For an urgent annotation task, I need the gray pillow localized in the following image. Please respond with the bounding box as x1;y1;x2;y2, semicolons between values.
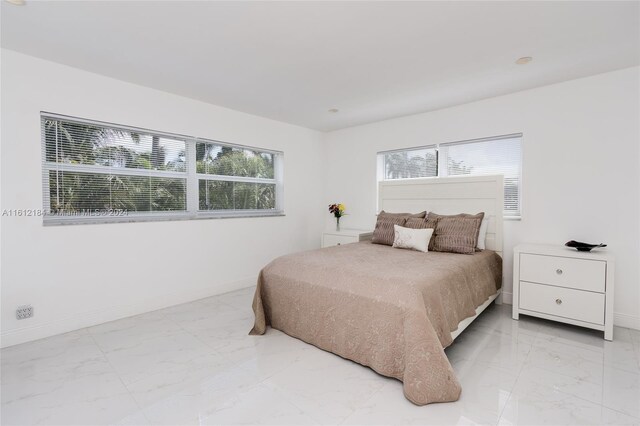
371;211;426;246
405;217;439;250
405;216;438;229
372;215;407;246
428;212;485;254
379;210;426;219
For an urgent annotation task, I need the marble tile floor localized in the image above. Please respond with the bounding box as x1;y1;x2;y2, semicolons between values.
2;287;639;425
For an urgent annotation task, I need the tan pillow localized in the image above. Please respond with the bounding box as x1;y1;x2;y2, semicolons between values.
379;210;427;219
405;217;439;250
429;212;485;254
372;215;407;246
405;217;438;229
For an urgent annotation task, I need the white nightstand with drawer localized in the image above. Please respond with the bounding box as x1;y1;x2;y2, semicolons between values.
322;229;373;248
512;243;615;340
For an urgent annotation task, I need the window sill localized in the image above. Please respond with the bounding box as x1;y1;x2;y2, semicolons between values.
504;216;521;221
42;211;286;226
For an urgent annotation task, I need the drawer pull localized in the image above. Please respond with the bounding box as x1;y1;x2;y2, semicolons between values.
556;269;563;275
337;243;341;246
556;298;562;305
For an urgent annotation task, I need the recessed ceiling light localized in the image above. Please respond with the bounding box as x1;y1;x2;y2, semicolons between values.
515;56;533;65
328;108;339;113
4;0;26;5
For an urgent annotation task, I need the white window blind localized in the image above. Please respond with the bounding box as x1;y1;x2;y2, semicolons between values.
378;134;522;216
382;147;438;179
41;113;284;225
196;142;276;211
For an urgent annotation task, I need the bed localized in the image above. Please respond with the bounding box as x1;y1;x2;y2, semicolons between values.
250;175;504;405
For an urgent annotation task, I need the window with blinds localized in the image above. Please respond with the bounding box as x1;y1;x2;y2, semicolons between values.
41;113;284;225
378;134;522;216
196;143;276;211
382;147;438;179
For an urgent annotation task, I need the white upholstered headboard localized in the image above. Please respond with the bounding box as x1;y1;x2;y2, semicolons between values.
378;175;504;256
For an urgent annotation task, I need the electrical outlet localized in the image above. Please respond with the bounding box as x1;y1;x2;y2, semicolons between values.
16;305;33;320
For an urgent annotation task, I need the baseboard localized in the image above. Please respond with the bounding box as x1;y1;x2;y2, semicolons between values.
614;312;640;330
501;291;513;305
0;277;256;348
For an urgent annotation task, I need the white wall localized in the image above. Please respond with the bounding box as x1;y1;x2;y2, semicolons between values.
323;66;640;329
2;50;638;348
0;49;326;347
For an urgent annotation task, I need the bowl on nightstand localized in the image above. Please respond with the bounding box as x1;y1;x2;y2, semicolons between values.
565;240;607;252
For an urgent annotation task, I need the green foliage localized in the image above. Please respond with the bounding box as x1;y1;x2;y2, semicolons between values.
45;120;275;214
49;172;186;213
197;143;275;210
46;120;185;213
198;181;275;210
196;144;274;178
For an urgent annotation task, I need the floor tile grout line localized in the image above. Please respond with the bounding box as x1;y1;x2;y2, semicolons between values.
261;378;344;425
522;357;607;391
534;375;639;418
4;293;636;425
155;298;263;370
500;327;640;422
530;332;613;352
551;382;640;420
85;290;258;424
148;290;290;389
524;342;635;386
84;291;254;414
336;380;388;426
152;290;250;351
495;326;538;424
85;329;155;424
157;305;225;353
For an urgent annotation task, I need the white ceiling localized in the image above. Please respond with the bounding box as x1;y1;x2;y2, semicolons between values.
2;1;639;131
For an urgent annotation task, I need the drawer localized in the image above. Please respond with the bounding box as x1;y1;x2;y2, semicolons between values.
323;234;358;247
520;253;606;292
519;281;605;325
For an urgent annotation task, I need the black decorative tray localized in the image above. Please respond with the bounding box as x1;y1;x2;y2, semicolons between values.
565;240;607;252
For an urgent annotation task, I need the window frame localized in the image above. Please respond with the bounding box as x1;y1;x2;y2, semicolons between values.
41;112;284;226
377;133;523;218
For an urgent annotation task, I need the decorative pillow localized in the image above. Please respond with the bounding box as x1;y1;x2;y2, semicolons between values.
392;225;434;253
405;216;438;229
427;212;484;224
477;218;489;250
379;210;427;219
372;215;407;246
428;212;485;254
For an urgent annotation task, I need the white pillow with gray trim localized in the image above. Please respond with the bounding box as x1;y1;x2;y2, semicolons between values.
392;225;434;253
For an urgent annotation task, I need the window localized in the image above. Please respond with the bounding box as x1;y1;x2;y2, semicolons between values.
196;143;276;211
378;134;522;216
382;147;438;179
41;113;283;225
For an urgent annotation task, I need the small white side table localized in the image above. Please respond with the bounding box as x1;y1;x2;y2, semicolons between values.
512;243;614;341
322;229;373;248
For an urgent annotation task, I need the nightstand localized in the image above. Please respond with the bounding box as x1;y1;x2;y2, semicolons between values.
322;229;373;248
512;243;615;340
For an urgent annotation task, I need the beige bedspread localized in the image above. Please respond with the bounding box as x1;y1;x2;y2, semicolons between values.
250;241;502;405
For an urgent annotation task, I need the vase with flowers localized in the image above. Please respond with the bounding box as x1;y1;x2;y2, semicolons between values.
328;203;346;231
